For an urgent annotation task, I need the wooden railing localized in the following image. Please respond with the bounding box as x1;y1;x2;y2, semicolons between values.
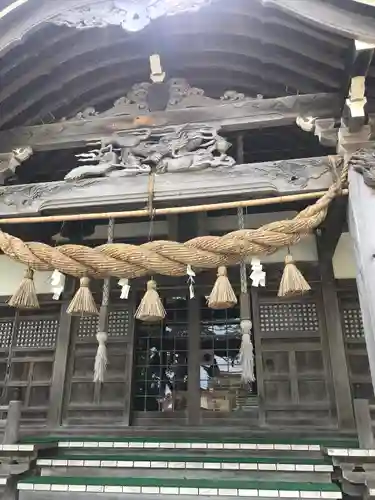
353;399;375;448
0;401;22;445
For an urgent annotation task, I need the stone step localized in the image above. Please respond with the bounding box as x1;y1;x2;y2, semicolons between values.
326;447;375;459
52;451;330;462
57;440;323;452
37;454;333;472
17;476;343;498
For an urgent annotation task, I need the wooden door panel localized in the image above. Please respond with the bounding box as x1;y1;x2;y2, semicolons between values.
254;286;333;427
63;304;135;426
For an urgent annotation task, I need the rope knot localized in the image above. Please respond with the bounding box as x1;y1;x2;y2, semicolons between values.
25;268;34;279
285;255;294;265
217;266;228;277
147;279;157;291
96;331;108;344
80;277;90;287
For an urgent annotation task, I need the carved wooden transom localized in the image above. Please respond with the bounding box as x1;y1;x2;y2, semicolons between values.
78;309;130;339
259;303;319;334
0;318;59;349
342;306;364;339
0;320;13;348
17;318;59;348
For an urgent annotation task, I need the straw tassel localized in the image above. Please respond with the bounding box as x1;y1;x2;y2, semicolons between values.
67;277;99;316
278;254;311;297
208;266;237;310
94;331;108;383
8;268;39;309
135;279;165;322
240;319;255;383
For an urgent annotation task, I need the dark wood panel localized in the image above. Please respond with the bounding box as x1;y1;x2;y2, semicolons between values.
255;278;335;427
62;302;135;426
0;93;340;152
337;279;374;400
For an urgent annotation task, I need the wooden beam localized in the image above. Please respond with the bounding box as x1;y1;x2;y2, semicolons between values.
123;299;136;427
342;40;374;133
0;93;340;153
47;301;73;427
348;159;375;393
3;401;21;445
177;213;202;426
317;239;355;429
353;399;375;448
318;197;348;258
0;155;339;217
265;0;375;43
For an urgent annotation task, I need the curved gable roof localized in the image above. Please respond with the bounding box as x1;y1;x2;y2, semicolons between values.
0;0;373;129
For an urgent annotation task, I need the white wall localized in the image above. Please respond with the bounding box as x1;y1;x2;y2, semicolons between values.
0;257;51;297
333;232;357;279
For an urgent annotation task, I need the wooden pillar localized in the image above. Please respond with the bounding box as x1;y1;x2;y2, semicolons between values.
317;241;355;429
348;161;375;394
47;300;73;427
123;298;136;427
3;401;21;444
188;297;201;425
173;212;205;425
353;399;375;448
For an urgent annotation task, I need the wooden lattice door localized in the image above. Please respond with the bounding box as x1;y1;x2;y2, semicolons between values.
62;304;135;426
338;283;373;399
253;284;334;428
0;305;59;426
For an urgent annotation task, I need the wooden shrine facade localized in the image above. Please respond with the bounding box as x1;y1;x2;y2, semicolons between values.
0;264;368;435
0;0;375;441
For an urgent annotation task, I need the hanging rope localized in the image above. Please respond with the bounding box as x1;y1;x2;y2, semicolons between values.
237;206;255;384
0;157;346;280
94;218;115;383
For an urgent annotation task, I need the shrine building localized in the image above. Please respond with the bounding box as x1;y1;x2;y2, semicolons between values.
0;0;375;499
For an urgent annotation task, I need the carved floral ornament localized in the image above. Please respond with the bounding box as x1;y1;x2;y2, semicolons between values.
50;0;213;32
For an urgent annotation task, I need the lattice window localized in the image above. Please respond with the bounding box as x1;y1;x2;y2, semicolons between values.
134;297;189;412
108;310;130;337
342;307;364;339
0;320;13;348
259;303;319;334
78;309;130;339
77;316;98;339
16;318;58;348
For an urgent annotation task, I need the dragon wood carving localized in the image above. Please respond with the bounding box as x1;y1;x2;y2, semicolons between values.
64;125;235;180
65;79;262;120
351;148;375;189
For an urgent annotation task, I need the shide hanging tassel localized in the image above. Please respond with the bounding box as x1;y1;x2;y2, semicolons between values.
67;277;99;316
50;270;66;300
135;279;166;322
118;278;130;299
94;331;108;383
93;218;114;383
240;318;255;383
8;268;39;309
208;266;237;310
278;254;311;298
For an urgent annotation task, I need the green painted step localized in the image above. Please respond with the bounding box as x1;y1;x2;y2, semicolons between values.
46;453;330;465
21;435;358;448
18;476;342;498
